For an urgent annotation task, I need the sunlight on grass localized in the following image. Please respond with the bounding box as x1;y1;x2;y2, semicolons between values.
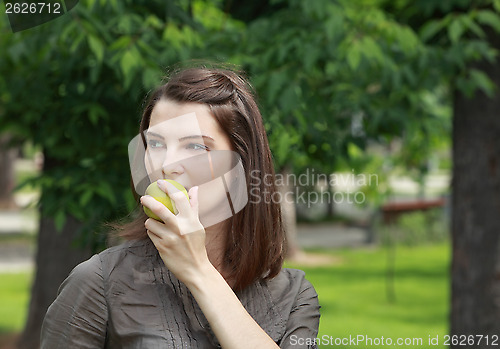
0;272;33;333
285;243;450;348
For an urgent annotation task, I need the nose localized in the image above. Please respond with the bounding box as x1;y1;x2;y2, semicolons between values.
161;149;185;179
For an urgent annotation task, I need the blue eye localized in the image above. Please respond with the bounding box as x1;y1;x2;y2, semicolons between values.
187;143;209;151
147;139;165;149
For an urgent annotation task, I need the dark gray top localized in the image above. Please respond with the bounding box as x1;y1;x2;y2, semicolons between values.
41;239;320;348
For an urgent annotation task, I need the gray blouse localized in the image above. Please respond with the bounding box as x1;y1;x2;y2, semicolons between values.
41;239;320;348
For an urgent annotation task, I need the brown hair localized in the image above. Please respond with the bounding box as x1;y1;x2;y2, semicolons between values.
118;65;286;291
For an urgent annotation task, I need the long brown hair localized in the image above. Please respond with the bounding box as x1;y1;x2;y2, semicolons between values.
118;65;286;291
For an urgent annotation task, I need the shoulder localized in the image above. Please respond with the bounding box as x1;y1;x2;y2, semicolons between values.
96;238;157;276
267;268;318;305
253;268;320;346
99;238;155;260
43;253;109;348
62;238;155;288
58;254;103;294
269;269;320;348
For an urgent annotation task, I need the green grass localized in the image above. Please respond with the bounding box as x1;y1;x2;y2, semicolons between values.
286;243;450;348
0;271;33;334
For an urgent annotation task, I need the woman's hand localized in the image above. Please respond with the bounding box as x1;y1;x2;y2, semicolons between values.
140;180;210;285
142;180;279;348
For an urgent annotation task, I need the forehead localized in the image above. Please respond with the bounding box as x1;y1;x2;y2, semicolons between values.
148;99;220;135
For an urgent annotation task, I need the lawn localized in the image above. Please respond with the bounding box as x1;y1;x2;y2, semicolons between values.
0;243;450;348
285;243;451;348
0;271;33;334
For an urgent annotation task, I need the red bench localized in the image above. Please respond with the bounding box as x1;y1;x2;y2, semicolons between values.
381;198;446;224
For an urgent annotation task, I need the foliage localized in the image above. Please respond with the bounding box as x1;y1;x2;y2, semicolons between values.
1;0;500;248
216;0;450;177
0;0;210;247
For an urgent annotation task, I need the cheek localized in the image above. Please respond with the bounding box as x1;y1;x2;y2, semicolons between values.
144;151;164;180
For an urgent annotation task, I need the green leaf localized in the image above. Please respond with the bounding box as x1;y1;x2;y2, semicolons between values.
267;71;287;104
461;15;485;39
448;18;465;44
360;37;385;66
476;10;500;34
324;11;343;41
54;210;66;233
144;14;163;30
120;51;135;79
142;67;161;89
420;20;445;42
95;181;117;205
120;48;141;89
469;68;496;98
109;36;132;51
276;132;291;165
80;189;94;207
396;27;420;54
494;0;500;13
88;104;107;125
88;35;105;62
347;41;361;70
69;32;85;53
325;62;337;76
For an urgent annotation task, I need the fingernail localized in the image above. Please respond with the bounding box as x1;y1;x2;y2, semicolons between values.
157;180;166;189
141;195;152;203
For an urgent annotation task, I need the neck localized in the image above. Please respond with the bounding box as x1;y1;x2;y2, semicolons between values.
204;220;233;285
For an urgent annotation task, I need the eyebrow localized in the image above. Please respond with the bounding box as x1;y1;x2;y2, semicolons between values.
145;131;214;142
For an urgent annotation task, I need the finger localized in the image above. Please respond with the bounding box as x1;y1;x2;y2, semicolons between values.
146;229;173;252
145;220;178;242
164;181;191;215
141;195;176;223
144;217;165;236
146;229;161;243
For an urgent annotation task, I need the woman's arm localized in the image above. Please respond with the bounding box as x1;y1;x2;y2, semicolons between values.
274;271;321;348
187;262;279;348
142;181;279;348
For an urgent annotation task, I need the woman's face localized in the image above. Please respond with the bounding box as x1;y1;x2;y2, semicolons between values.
144;99;241;227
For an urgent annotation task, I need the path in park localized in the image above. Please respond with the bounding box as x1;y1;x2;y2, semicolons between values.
0;207;369;273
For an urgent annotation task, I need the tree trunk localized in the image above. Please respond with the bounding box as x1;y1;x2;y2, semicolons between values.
0;133;18;209
278;166;301;259
451;28;500;345
16;153;93;349
16;215;92;349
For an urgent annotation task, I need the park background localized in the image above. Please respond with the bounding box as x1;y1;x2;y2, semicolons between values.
0;0;499;348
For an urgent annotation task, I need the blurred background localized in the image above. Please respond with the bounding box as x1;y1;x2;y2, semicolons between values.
1;0;499;348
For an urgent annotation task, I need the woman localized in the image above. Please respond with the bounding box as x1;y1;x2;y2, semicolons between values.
41;66;320;348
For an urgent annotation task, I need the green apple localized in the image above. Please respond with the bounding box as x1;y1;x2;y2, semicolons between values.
143;180;189;220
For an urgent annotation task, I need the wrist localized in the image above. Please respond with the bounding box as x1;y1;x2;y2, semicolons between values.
182;259;219;290
183;261;221;293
